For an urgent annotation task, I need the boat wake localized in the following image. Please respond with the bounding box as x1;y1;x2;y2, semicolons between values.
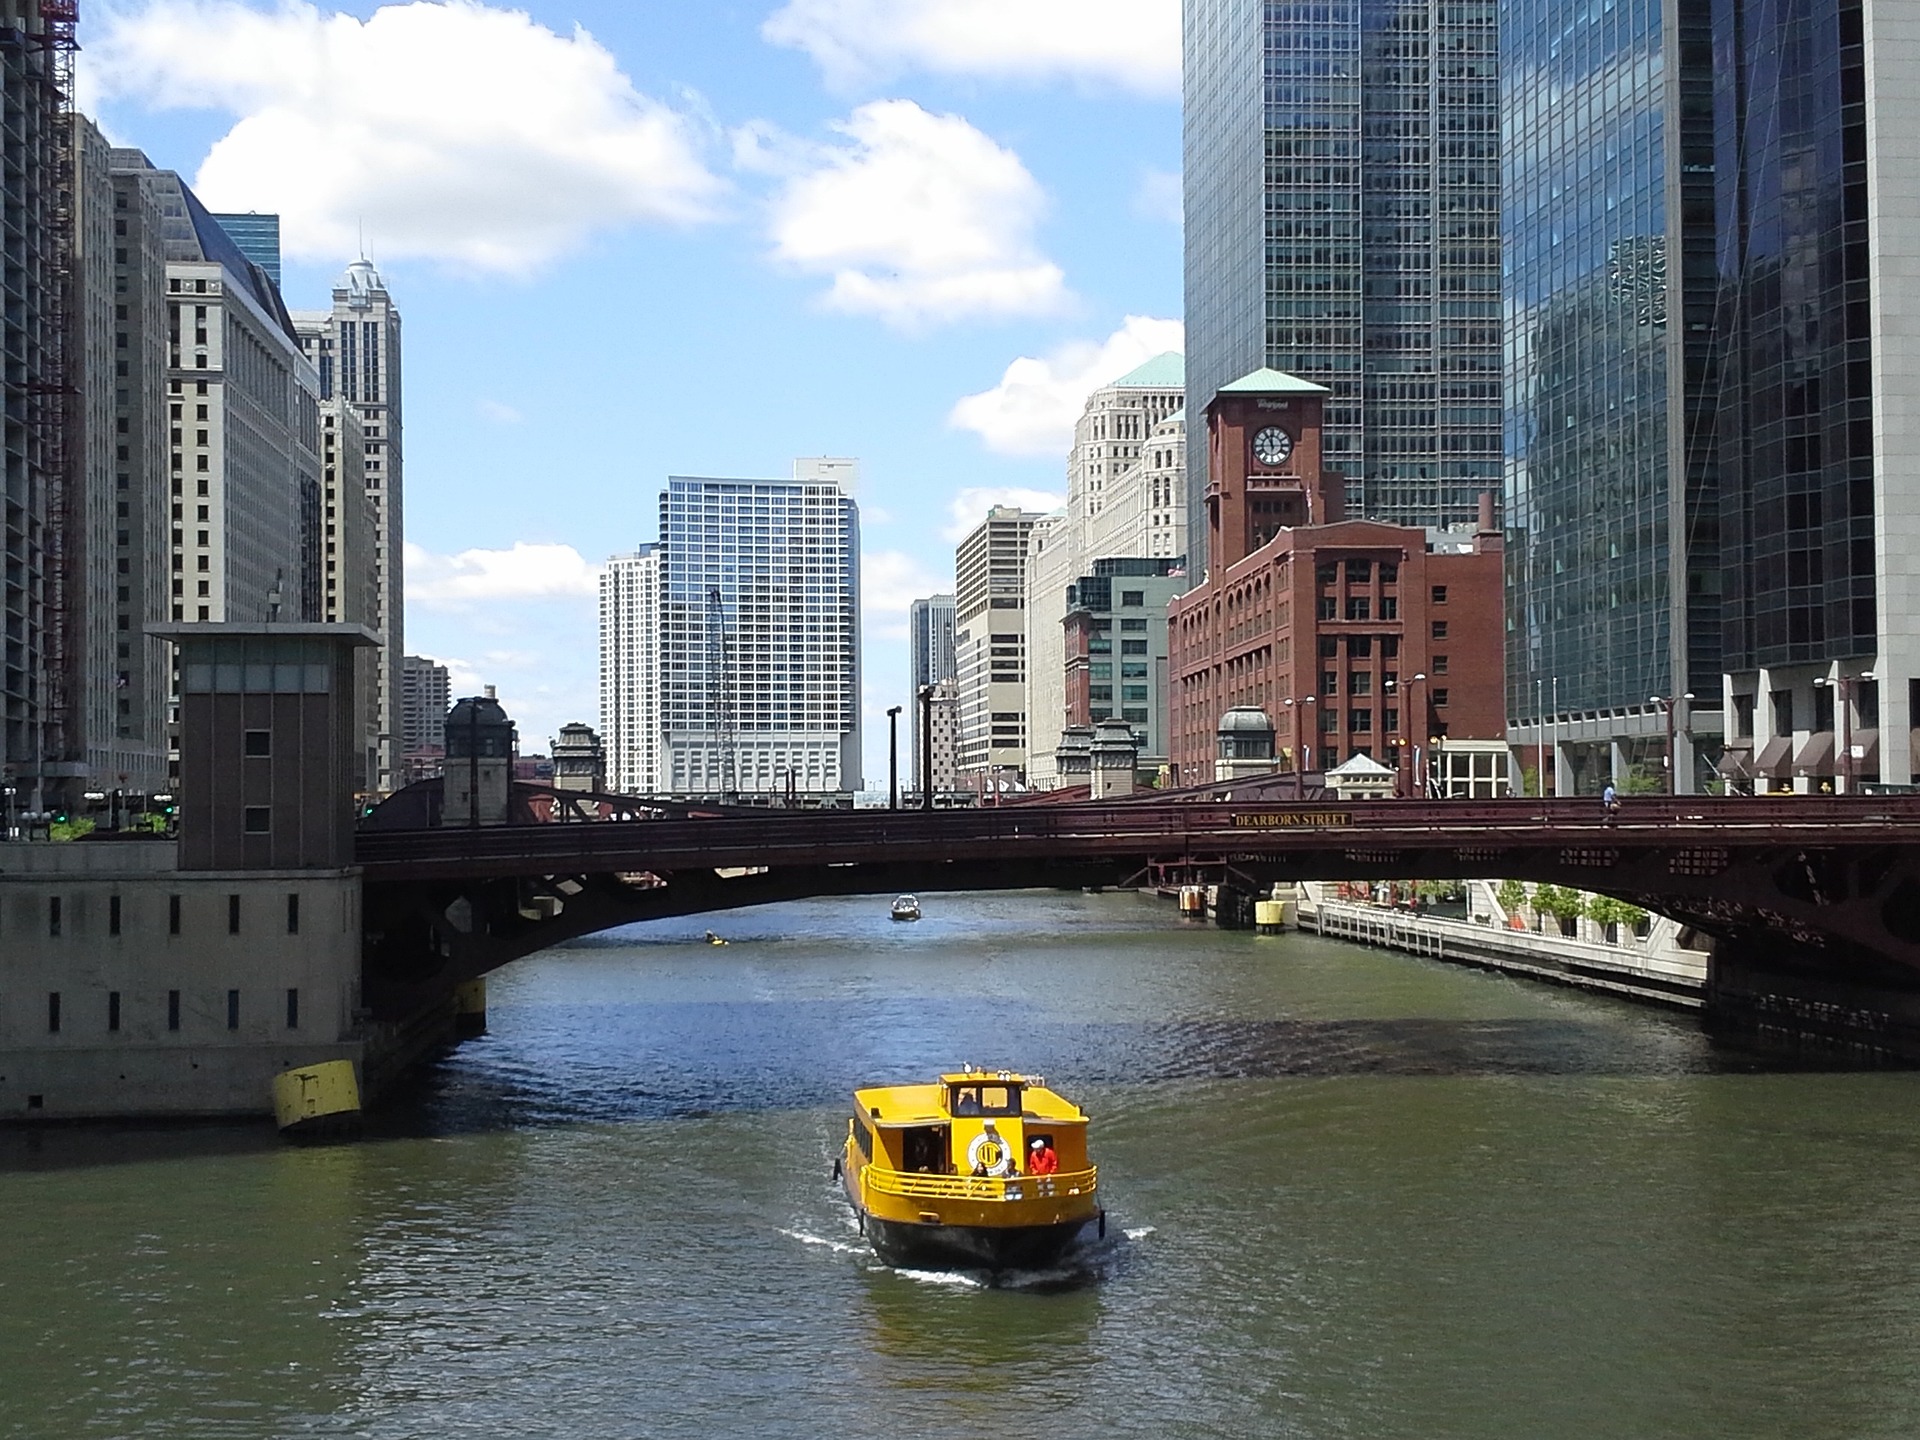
778;1226;868;1257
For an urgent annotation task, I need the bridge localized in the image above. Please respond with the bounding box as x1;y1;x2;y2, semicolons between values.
356;794;1920;1059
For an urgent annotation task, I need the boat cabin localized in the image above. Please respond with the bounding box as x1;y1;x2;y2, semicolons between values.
848;1069;1090;1180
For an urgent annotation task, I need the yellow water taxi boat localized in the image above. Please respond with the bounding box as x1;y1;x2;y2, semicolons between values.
840;1067;1102;1270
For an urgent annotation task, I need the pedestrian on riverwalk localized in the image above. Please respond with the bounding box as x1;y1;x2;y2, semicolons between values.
1601;780;1620;825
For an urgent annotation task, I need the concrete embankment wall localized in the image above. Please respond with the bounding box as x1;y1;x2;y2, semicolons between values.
1293;883;1708;1011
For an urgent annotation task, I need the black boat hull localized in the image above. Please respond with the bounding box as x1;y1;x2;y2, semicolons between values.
865;1214;1094;1271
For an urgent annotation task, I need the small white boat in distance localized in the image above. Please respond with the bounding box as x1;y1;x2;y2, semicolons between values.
891;894;921;921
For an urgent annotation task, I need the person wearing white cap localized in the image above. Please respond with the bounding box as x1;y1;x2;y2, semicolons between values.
1027;1135;1058;1176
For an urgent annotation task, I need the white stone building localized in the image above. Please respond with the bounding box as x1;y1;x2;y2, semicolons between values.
292;259;403;792
599;544;664;795
954;505;1042;784
601;463;862;798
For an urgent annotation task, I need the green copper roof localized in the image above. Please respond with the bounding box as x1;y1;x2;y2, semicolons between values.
1215;367;1330;396
1107;351;1185;389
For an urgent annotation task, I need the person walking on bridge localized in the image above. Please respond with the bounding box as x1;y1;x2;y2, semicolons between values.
1601;780;1620;825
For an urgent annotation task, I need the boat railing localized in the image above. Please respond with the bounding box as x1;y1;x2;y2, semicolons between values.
865;1166;1097;1203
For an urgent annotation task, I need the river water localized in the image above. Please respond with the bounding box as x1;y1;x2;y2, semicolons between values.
6;890;1920;1439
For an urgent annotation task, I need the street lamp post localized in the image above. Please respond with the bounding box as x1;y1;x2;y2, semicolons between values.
1283;695;1316;773
1816;672;1875;793
1651;692;1696;794
886;705;902;810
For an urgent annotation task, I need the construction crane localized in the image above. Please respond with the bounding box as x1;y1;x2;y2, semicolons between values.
706;587;736;797
28;1;81;812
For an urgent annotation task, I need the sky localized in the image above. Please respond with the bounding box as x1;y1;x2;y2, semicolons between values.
79;0;1185;784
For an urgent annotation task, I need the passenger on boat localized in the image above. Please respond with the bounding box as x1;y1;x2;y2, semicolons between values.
1028;1137;1058;1176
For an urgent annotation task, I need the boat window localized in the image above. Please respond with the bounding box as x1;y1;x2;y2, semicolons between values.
901;1125;949;1174
949;1084;1022;1117
853;1118;873;1160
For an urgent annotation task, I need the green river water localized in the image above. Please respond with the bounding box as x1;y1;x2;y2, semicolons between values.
5;889;1920;1438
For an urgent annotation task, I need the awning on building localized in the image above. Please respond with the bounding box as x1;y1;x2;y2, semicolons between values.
1717;742;1754;778
1851;728;1880;775
1795;731;1836;774
1754;736;1793;774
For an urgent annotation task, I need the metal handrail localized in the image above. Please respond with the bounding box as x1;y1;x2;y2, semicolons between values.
863;1165;1097;1203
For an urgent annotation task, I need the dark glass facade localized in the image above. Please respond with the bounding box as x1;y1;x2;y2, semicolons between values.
1184;0;1503;576
1502;0;1722;730
1712;0;1874;672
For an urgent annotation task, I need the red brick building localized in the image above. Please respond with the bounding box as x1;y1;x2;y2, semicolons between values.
1168;370;1505;791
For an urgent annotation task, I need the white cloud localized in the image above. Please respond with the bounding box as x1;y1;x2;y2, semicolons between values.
949;315;1184;457
476;399;523;424
862;548;944;640
762;0;1180;97
88;1;723;273
405;540;600;607
942;487;1065;543
752;99;1068;328
1134;167;1183;226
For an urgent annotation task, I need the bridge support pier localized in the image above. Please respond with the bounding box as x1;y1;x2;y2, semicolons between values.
1706;941;1920;1064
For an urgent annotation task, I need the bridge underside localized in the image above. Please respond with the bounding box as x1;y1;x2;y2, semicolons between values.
362;831;1920;1061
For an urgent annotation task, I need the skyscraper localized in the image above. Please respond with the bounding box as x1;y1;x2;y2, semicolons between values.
954;505;1043;785
908;593;955;794
1501;2;1721;792
600;544;663;794
210;212;281;289
2;3;68;812
639;462;861;797
108;152;322;636
1711;0;1920;792
1182;0;1503;564
293;259;403;791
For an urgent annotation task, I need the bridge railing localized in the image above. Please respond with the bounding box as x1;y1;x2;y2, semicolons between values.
353;793;1920;877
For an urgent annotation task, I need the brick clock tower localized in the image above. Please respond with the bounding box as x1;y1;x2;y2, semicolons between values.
1205;368;1343;573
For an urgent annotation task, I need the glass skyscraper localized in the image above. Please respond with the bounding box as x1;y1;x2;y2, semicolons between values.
1183;0;1503;567
1501;0;1722;790
1710;0;1920;791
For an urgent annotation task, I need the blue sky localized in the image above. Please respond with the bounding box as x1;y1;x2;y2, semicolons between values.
80;0;1184;782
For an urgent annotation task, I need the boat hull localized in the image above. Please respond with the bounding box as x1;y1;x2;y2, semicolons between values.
865;1214;1094;1271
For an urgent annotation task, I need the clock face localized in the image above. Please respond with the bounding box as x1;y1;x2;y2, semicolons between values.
1252;425;1294;467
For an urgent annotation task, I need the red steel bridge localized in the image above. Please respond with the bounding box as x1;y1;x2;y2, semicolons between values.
357;794;1920;1058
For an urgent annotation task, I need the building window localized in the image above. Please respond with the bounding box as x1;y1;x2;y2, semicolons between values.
109;992;121;1032
1349;672;1372;696
1380;597;1398;620
1431;585;1448;604
287;894;300;935
169;894;181;934
1322;671;1339;696
1347;559;1372;583
1432;689;1450;708
1434;655;1449;675
1121;590;1144;607
1732;694;1755;740
168;990;181;1031
228;894;241;934
49;896;61;938
1431;621;1448;639
1346;598;1371;621
1348;635;1372;658
244;730;271;757
1318;598;1338;621
1379;563;1399;585
244;807;271;834
227;990;240;1030
286;988;300;1030
1351;709;1373;733
1319;636;1340;658
1384;707;1400;733
110;895;121;936
48;993;61;1033
1320;709;1339;733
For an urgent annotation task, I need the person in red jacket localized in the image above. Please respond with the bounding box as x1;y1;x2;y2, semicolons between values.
1028;1136;1059;1175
